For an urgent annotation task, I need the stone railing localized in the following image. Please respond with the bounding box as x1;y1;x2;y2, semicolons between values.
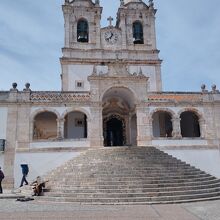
148;92;203;103
30;91;91;103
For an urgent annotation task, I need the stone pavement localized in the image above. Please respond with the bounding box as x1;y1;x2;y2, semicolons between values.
0;198;220;220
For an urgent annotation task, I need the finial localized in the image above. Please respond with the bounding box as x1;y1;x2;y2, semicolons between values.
212;84;219;93
139;67;143;76
95;0;100;5
107;16;114;27
23;83;31;92
92;66;97;76
120;0;124;6
149;0;154;7
201;84;208;93
10;82;18;91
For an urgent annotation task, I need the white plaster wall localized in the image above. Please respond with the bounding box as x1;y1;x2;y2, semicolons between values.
153;139;208;147
164;149;220;178
67;65;93;91
0;107;8;139
14;152;81;188
128;65;156;91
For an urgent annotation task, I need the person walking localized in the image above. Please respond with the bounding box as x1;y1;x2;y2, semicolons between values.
20;164;29;187
0;167;4;194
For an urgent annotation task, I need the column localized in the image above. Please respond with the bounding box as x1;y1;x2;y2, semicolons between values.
199;119;206;139
89;106;103;147
136;107;152;146
172;117;182;139
4;105;18;189
125;115;130;145
57;118;65;140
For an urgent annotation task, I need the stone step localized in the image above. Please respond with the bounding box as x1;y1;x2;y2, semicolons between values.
50;171;208;179
51;165;196;174
41;191;220;204
49;179;220;190
58;175;217;185
43;146;220;204
48;183;220;194
45;187;220;199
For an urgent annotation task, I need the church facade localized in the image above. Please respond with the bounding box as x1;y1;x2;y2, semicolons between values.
0;0;220;188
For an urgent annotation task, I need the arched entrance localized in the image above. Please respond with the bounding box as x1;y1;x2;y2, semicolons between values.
102;87;137;147
103;115;126;146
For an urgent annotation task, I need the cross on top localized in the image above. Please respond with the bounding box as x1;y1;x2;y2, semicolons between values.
107;16;114;26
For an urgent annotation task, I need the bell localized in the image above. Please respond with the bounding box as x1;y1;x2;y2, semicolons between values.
78;33;88;42
133;38;143;44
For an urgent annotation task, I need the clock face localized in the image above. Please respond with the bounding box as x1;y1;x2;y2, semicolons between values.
104;31;119;44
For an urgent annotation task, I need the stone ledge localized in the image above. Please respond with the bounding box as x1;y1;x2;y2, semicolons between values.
16;147;90;153
157;145;219;150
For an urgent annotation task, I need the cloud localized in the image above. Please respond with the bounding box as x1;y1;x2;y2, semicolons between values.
0;0;219;92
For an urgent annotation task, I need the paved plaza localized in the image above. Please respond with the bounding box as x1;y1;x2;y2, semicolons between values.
0;198;220;220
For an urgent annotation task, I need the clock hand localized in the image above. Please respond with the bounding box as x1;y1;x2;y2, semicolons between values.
109;33;113;39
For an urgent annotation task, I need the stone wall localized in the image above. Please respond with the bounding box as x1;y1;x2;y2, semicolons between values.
0;107;8;139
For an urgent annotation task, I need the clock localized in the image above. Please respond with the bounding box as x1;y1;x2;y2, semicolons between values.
104;30;119;44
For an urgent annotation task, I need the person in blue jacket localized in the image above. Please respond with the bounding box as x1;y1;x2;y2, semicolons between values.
20;164;29;187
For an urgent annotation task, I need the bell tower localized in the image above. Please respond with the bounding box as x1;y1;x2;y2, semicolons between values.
62;0;102;48
117;0;157;49
61;0;103;91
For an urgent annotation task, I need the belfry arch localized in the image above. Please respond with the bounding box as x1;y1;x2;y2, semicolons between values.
102;87;137;146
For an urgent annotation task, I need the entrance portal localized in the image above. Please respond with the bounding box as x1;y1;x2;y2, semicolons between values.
103;115;126;146
105;117;124;146
102;87;137;147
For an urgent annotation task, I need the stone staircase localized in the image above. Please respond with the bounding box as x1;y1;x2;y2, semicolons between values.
41;146;220;204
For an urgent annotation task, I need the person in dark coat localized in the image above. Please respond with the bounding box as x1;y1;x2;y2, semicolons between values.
20;164;29;187
0;167;4;194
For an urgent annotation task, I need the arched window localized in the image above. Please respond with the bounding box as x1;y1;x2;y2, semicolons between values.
77;19;89;43
133;21;144;44
152;111;173;138
180;111;201;137
64;111;87;139
33;112;57;140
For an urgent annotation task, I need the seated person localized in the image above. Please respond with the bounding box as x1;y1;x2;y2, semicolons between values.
31;176;48;196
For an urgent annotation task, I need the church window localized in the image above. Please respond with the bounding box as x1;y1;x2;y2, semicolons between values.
77;19;89;43
133;21;144;44
76;81;84;88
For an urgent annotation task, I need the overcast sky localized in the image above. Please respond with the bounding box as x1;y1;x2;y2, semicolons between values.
0;0;219;92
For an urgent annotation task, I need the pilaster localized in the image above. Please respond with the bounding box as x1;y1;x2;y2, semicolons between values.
57;118;65;139
136;106;152;146
90;105;103;147
172;117;182;139
4;105;18;188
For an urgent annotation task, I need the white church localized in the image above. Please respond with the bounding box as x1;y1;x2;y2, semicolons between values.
0;0;220;191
